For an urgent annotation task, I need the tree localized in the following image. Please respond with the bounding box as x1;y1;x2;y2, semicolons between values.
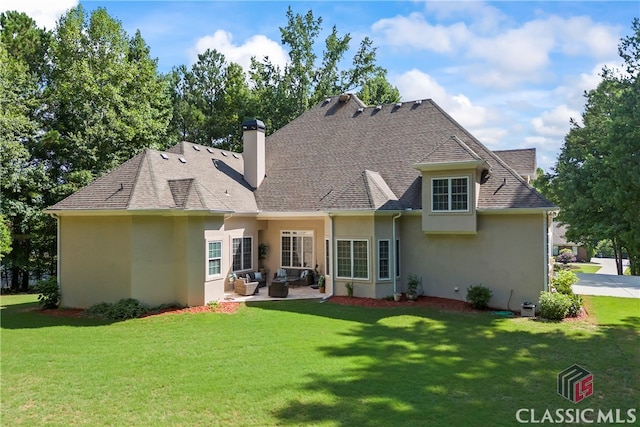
0;18;53;290
167;50;254;151
249;7;397;135
44;6;171;180
550;20;640;275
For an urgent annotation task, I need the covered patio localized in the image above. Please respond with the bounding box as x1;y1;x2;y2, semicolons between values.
223;285;325;302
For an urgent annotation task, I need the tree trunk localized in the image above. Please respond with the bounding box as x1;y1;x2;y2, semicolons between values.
613;238;623;275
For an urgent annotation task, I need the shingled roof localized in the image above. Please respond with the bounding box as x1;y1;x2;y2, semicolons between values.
49;142;257;213
255;94;554;211
49;94;554;214
494;148;537;178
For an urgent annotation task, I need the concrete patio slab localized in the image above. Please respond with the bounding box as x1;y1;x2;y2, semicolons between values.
573;273;640;299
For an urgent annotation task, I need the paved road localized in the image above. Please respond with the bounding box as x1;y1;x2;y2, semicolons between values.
573;258;640;298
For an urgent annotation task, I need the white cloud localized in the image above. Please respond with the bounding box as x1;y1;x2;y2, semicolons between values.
393;68;498;134
531;105;578;139
371;12;471;53
1;0;77;30
193;30;288;72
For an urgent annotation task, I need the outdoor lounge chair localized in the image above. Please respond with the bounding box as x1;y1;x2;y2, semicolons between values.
234;277;260;296
268;281;288;298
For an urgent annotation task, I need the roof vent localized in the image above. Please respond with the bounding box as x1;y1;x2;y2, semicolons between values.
375;105;382;110
193;145;200;151
221;151;227;157
338;94;351;103
357;107;364;113
232;153;239;159
395;102;402;107
160;153;169;160
324;97;331;103
207;148;215;154
414;100;422;105
179;157;186;163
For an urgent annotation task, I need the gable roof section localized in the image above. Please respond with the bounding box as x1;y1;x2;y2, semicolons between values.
255;94;554;211
494;148;537;177
49;142;257;213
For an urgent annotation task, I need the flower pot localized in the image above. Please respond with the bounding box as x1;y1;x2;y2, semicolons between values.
393;293;402;302
319;286;326;293
407;292;418;301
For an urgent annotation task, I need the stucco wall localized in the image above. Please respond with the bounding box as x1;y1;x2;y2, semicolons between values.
59;216;132;308
400;212;545;310
333;216;376;298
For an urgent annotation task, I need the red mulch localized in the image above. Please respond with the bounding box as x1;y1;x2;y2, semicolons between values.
38;302;241;318
328;295;477;312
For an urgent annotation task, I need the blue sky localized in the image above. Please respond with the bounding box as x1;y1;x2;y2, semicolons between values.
4;1;638;172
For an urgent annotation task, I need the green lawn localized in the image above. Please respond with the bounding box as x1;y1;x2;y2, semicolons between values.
2;294;638;426
568;263;602;273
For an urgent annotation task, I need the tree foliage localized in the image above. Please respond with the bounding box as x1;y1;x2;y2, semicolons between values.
549;19;640;275
249;7;399;134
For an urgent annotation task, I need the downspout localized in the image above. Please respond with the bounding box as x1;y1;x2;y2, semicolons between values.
47;213;61;299
323;212;335;300
543;212;549;292
392;212;401;294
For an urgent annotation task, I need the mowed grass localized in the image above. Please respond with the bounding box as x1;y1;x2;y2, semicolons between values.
568;263;602;274
1;294;638;426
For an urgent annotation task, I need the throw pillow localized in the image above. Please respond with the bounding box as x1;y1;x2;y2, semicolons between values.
255;272;263;281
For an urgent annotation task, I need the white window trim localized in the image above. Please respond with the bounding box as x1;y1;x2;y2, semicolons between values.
431;176;470;212
232;236;253;272
206;240;223;279
336;239;369;280
280;230;314;269
378;239;391;280
395;239;401;278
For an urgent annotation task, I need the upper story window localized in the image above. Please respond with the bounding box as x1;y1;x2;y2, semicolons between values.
232;237;252;271
281;231;313;268
432;177;469;212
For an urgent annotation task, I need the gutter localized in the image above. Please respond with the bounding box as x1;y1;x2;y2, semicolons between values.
392;212;402;295
46;213;61;301
323;212;335;301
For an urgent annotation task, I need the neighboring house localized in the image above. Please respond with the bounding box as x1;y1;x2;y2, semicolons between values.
47;94;557;310
553;222;589;262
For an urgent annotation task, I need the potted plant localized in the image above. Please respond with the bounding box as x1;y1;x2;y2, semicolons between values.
393;292;402;302
258;243;268;274
318;275;326;293
407;274;420;301
228;272;237;285
345;282;354;297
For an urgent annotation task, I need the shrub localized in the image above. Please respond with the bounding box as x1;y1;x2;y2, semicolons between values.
85;299;149;320
567;294;583;317
35;277;60;309
556;249;576;264
539;291;571;320
466;284;492;310
552;270;578;295
345;282;353;297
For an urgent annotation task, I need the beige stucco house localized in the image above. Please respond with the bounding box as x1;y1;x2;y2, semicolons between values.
47;94;556;310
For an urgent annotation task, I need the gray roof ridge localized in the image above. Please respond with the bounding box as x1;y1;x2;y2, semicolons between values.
427;100;554;207
450;135;483;161
127;149;153;209
193;179;234;211
363;170;398;206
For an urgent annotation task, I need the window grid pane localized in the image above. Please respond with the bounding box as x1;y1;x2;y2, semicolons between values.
281;235;291;267
378;240;390;279
337;240;351;277
432;179;449;211
451;178;468;211
353;241;368;279
242;237;252;270
232;238;241;271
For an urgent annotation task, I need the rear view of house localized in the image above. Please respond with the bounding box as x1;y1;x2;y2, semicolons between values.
47;94;556;310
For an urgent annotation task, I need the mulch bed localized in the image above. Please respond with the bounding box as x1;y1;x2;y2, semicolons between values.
36;297;591;322
328;295;477;312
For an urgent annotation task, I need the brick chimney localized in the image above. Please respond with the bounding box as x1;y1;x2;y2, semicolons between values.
242;119;266;189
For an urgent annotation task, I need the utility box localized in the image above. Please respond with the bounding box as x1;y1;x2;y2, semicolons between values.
521;303;536;318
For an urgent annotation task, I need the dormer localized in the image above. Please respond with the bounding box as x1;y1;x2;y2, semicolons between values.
413;136;490;234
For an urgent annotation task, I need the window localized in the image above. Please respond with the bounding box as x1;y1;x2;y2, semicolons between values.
325;239;330;275
207;241;222;277
378;240;390;280
281;231;313;268
232;237;252;271
337;239;369;279
395;239;401;278
432;177;469;212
